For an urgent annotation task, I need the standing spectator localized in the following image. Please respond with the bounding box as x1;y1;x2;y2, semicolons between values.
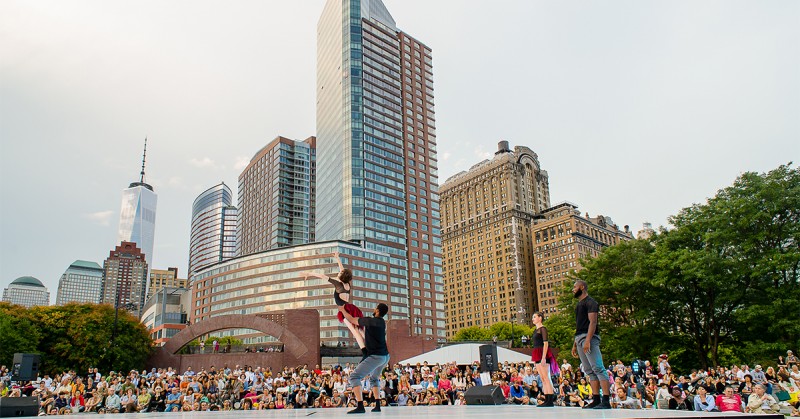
521;335;528;347
693;386;716;412
658;354;670;378
213;340;220;354
200;340;205;354
788;350;798;368
570;280;611;409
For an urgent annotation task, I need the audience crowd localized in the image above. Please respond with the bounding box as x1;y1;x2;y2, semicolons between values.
1;349;798;416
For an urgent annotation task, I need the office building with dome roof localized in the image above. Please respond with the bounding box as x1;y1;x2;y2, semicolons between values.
55;260;104;305
2;276;50;307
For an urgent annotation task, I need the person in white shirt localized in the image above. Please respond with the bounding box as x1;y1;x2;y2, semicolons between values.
611;387;642;409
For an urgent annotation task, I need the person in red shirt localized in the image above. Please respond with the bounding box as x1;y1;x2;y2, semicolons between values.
716;386;744;412
498;380;511;399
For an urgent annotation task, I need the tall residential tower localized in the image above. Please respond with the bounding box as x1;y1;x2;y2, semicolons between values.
317;0;444;338
236;136;316;256
102;241;149;317
440;142;550;336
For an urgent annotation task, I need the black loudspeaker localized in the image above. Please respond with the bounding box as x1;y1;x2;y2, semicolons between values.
0;397;39;417
464;385;505;405
11;354;40;381
479;344;498;372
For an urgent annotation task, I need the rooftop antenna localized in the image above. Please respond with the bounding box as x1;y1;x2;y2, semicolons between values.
140;137;147;183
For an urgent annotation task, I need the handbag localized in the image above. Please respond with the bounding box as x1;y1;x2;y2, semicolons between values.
774;390;790;401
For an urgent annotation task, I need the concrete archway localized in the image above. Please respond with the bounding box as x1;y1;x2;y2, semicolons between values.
147;309;319;372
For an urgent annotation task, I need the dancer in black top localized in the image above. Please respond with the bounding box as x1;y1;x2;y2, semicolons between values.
531;311;559;407
302;252;366;354
571;280;611;409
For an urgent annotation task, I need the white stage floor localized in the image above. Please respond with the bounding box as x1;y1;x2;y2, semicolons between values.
88;405;782;419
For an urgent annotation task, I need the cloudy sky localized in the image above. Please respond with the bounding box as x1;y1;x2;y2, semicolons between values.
1;0;798;302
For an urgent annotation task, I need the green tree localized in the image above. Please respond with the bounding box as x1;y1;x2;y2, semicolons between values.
0;303;41;367
0;303;153;375
452;323;533;347
452;326;492;341
557;163;799;371
651;163;800;368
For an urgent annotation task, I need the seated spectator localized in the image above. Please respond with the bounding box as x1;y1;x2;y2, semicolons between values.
104;388;121;413
509;381;526;404
611;387;642;409
165;387;182;412
149;387;165;412
746;384;780;414
454;392;466;405
739;374;755;399
54;391;70;412
668;387;691;410
693;386;716;412
655;382;671;409
716;386;744;412
84;390;103;412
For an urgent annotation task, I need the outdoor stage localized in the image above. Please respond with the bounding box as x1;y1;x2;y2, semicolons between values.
89;405;784;419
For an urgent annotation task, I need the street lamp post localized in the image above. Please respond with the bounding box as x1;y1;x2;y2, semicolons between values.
109;279;136;374
509;314;515;348
414;317;425;353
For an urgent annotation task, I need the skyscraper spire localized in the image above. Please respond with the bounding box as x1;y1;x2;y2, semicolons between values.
140;137;147;183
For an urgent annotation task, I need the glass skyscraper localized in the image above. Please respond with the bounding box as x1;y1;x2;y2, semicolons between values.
189;183;238;276
117;141;157;273
55;260;104;305
2;276;49;308
317;0;444;338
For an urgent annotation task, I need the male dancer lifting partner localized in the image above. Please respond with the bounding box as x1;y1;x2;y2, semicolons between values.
339;302;390;414
571;280;611;409
302;252;367;358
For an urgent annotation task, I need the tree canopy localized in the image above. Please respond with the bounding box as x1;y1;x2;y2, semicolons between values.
546;163;799;372
0;302;153;375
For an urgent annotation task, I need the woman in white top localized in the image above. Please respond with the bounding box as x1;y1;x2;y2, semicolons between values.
655;383;672;409
333;375;347;395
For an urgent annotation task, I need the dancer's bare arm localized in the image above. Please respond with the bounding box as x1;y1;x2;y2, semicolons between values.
333;251;345;271
300;271;329;280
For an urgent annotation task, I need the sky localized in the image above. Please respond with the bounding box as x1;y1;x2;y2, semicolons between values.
1;0;798;302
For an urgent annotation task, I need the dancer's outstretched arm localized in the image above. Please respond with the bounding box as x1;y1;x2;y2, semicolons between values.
300;271;329;281
333;251;345;271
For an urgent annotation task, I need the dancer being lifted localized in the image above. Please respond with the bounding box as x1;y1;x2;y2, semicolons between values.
302;252;366;357
531;311;559;407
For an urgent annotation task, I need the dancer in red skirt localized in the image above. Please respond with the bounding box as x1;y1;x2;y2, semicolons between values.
532;311;559;407
302;251;366;358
